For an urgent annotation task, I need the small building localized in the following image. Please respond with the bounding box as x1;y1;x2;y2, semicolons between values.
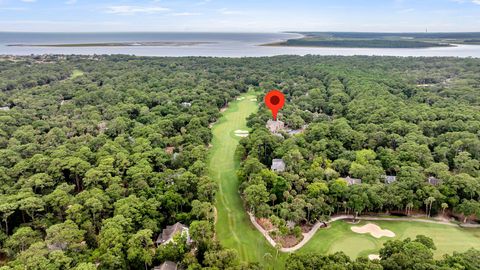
47;242;67;251
180;102;192;108
266;120;285;134
344;176;362;186
271;159;286;172
153;261;178;270
156;222;190;246
383;175;396;184
0;106;10;111
427;176;441;186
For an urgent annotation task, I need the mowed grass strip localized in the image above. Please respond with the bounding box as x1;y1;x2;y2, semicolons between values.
300;220;480;259
208;92;287;268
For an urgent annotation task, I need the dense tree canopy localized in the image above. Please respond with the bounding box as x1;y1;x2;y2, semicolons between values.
0;55;479;269
237;55;480;239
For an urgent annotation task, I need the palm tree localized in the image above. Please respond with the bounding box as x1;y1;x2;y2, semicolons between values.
441;203;448;216
424;197;436;217
406;202;414;216
275;243;282;260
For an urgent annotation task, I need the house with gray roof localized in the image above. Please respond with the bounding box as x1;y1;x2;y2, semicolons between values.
343;176;362;186
0;106;10;111
155;222;190;246
427;176;441;186
266;120;285;134
271;159;286;172
383;175;397;184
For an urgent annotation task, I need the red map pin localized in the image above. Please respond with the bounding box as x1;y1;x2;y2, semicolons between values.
265;90;285;121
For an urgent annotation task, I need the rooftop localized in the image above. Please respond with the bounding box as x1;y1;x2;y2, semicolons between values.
427;176;441;186
384;175;396;184
156;222;189;245
266;120;285;134
344;176;362;186
271;159;286;172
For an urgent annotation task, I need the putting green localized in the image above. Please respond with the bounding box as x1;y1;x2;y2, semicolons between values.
208;92;480;268
300;220;480;259
208;92;287;268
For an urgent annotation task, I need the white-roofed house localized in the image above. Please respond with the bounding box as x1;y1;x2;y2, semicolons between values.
271;159;286;173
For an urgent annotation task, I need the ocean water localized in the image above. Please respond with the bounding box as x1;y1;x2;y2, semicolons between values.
1;32;480;57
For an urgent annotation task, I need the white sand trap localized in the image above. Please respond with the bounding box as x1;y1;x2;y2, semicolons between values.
250;98;257;101
368;254;381;260
234;130;249;137
236;97;245;101
351;223;395;238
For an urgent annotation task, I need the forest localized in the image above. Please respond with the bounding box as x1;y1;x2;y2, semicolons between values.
238;56;480;247
267;32;480;47
0;55;479;269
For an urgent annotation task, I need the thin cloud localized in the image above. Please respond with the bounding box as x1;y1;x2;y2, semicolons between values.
397;8;415;13
20;0;36;2
451;0;480;4
65;0;77;4
195;0;212;5
219;8;243;15
106;5;170;15
171;12;201;16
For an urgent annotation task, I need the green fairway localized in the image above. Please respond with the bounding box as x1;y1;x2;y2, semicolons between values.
300;220;480;259
208;92;287;268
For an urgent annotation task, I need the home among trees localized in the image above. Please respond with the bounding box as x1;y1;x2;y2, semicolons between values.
0;55;479;269
237;55;480;244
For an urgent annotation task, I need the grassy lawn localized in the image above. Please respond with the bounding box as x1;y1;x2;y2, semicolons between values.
300;220;480;259
208;91;288;269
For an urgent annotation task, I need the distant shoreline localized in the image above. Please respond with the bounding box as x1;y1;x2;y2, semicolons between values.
261;31;480;48
8;41;216;47
261;41;454;49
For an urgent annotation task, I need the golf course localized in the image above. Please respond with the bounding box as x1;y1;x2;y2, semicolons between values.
300;220;480;259
208;92;288;267
208;92;480;269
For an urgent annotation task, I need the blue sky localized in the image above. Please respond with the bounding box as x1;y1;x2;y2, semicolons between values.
0;0;479;32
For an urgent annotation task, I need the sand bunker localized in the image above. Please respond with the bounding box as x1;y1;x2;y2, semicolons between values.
236;97;245;101
351;223;395;238
368;254;381;260
250;98;257;101
234;130;249;137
